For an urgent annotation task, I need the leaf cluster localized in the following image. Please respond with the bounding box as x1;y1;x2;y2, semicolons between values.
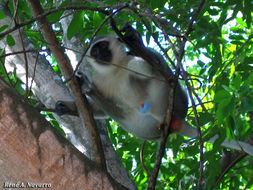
0;0;252;189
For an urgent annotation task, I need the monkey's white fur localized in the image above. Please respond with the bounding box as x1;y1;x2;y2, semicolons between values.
75;35;253;155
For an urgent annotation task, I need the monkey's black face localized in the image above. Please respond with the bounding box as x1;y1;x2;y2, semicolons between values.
90;41;112;64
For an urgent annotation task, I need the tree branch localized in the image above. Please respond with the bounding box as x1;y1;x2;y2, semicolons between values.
0;5;109;38
27;0;106;167
0;77;126;190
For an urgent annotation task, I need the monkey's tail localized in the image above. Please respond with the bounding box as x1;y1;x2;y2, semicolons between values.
140;140;150;177
177;122;253;156
176;121;198;138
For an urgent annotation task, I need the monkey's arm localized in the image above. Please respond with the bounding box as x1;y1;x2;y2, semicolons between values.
55;75;125;119
85;88;126;120
55;98;108;119
55;94;122;119
120;24;174;79
55;75;107;118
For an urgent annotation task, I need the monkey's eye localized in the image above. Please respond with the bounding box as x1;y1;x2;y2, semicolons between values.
90;41;112;64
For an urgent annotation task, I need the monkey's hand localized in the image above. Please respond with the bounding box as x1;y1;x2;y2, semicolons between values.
120;23;144;48
55;74;91;116
76;71;93;94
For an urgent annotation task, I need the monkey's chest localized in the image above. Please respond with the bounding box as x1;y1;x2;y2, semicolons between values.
93;71;155;115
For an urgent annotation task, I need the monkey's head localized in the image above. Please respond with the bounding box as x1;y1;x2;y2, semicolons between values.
86;36;128;69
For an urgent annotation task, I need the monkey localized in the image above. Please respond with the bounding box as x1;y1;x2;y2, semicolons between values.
56;24;188;140
54;25;253;157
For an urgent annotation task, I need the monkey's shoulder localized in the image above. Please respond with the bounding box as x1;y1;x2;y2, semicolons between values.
127;56;154;78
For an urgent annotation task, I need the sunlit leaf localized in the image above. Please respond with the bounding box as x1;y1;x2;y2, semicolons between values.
67;11;84;40
6;34;15;46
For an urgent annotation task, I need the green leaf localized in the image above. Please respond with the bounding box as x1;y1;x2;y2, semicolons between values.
197;60;205;67
0;24;8;33
47;11;64;23
213;132;226;150
0;10;5;19
208;8;219;16
216;96;235;125
244;0;252;28
225;115;235;139
221;84;232;92
149;0;167;8
229;34;245;40
198;112;213;125
67;11;84;40
214;89;231;103
6;34;15;46
236;17;247;28
232;74;242;89
244;56;253;65
244;72;253;85
241;96;253;112
59;0;70;7
230;27;245;33
50;120;66;136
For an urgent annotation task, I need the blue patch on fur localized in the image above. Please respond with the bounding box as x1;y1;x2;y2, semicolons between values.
140;101;150;114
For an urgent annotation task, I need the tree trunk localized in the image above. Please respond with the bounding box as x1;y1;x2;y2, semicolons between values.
0;3;136;189
0;78;128;190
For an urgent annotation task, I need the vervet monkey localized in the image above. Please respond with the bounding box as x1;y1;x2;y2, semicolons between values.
56;25;188;140
55;25;253;157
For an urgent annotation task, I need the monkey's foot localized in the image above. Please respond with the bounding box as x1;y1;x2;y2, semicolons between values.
55;101;70;116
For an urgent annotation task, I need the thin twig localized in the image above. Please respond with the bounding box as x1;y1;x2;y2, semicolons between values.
0;5;109;38
86;55;166;83
185;0;206;36
27;0;106;167
147;79;177;190
212;152;246;189
183;1;207;188
0;49;48;59
186;77;204;188
140;141;150;177
15;6;30;98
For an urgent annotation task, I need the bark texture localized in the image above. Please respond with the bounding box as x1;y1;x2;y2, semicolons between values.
0;78;127;190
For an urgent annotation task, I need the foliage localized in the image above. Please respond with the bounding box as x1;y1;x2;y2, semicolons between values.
0;0;252;189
